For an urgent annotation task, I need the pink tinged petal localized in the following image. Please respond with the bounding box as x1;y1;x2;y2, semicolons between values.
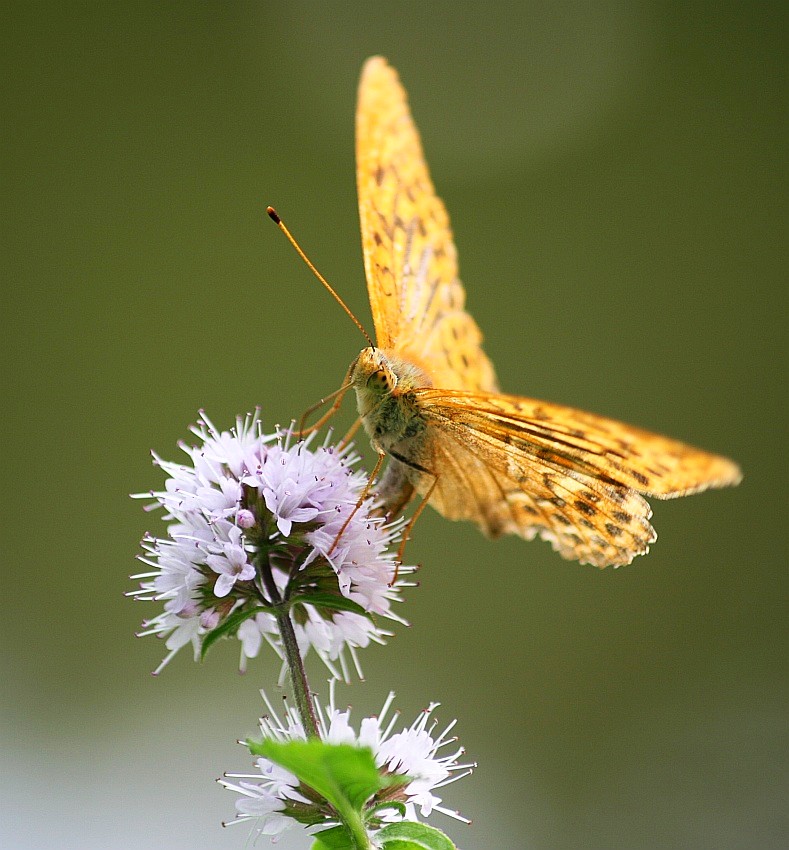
214;573;236;597
173;599;199;617
163;616;200;651
235;793;284;817
262;489;279;516
238;619;263;658
226;544;253;576
200;608;220;629
258;813;295;836
206;554;231;575
237;563;255;581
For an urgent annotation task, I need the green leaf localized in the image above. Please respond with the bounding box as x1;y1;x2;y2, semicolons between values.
200;605;270;659
293;593;370;617
257;740;385;812
375;821;457;850
311;825;356;850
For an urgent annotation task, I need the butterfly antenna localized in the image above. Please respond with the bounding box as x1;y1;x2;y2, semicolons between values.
267;206;375;349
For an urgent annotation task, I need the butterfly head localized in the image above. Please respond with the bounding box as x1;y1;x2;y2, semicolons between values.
351;347;399;404
350;347;431;450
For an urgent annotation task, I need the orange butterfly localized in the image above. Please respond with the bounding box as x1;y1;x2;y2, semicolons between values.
278;57;741;568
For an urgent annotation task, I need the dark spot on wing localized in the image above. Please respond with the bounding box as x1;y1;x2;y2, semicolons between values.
575;499;596;516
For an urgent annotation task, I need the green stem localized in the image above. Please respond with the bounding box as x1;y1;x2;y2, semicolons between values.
256;544;369;846
256;545;320;739
274;605;320;739
335;805;372;850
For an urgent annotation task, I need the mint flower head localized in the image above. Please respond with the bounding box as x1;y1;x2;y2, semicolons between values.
130;411;414;679
220;684;473;843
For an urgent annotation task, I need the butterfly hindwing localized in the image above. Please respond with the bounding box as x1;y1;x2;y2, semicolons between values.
411;389;741;567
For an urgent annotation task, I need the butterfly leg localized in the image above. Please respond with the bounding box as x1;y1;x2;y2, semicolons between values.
338;417;363;450
326;451;386;557
295;371;354;437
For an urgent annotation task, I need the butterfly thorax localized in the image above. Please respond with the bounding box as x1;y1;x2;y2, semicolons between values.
350;347;431;456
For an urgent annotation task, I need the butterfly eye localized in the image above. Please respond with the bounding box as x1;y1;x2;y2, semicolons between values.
367;369;391;390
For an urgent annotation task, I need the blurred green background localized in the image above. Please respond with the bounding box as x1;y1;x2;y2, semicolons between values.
2;2;784;849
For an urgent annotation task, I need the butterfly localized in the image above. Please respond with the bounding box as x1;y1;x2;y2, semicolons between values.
282;56;742;568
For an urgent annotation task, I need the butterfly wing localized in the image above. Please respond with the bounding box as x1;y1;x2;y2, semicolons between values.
356;57;498;393
408;389;742;567
354;57;740;566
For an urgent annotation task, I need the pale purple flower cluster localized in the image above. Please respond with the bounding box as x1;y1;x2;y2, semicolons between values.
220;684;473;842
130;411;412;678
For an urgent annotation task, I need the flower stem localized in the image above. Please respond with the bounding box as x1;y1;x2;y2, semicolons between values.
273;602;368;848
274;605;320;739
336;806;372;850
256;546;320;738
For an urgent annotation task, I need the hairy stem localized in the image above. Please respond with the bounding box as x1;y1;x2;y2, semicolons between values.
255;546;319;737
274;605;319;738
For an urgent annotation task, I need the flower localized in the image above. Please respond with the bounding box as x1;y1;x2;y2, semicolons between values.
219;684;473;842
130;411;414;677
206;523;256;597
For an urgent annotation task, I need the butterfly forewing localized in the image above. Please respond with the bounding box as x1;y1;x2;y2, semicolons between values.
416;390;743;496
356;57;498;393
